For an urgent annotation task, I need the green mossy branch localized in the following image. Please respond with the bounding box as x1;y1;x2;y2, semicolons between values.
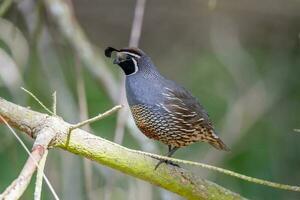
1;96;300;199
55;128;243;200
15;88;300;193
0;97;244;200
130;151;300;192
54;130;242;199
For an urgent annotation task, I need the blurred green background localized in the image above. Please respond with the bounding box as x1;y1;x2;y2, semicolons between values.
0;0;300;199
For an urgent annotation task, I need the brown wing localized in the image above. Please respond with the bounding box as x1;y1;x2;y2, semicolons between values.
161;87;229;150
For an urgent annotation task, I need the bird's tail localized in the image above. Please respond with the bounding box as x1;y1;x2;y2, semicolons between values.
209;137;230;151
205;131;230;151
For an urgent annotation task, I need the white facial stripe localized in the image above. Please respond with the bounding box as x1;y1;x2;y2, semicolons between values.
124;52;141;58
127;58;139;76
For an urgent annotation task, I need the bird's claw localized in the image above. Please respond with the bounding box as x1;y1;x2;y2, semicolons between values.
154;159;180;170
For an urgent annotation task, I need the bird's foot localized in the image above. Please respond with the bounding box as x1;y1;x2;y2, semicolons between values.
154;159;180;170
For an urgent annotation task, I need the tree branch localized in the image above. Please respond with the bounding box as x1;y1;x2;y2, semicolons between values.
0;98;245;200
1;144;45;200
0;126;59;200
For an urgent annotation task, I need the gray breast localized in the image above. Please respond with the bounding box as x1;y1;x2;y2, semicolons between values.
125;72;165;106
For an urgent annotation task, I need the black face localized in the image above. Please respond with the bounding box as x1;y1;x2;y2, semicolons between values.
105;47;143;76
117;55;138;75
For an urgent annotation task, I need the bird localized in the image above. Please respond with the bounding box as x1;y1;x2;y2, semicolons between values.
105;47;229;169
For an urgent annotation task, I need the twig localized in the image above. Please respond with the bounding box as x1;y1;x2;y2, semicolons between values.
34;150;48;200
52;91;57;115
69;105;122;131
21;87;54;115
129;150;300;192
66;105;122;147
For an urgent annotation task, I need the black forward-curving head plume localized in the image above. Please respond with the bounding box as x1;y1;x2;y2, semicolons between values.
105;46;145;76
105;47;119;58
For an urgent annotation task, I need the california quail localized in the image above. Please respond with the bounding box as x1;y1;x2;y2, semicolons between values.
105;47;229;169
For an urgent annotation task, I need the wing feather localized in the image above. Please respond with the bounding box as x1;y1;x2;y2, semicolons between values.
161;86;229;150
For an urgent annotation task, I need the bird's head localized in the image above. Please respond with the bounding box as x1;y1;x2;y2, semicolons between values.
105;47;145;76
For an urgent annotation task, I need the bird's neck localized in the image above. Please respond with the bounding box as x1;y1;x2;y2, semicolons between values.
125;70;165;106
137;57;162;79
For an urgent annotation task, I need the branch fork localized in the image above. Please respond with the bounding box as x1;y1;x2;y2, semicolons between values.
0;98;123;200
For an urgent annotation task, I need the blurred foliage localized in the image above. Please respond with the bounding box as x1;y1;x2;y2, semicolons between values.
0;0;300;199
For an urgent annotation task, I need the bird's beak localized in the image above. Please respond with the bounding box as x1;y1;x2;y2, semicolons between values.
113;52;127;64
